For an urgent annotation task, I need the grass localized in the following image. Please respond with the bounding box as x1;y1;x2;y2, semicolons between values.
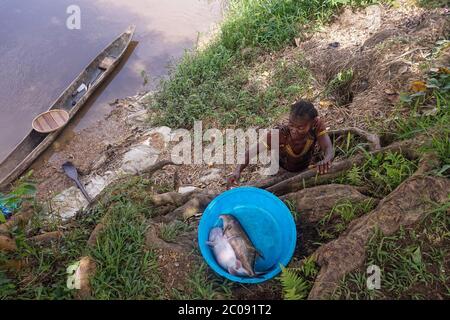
159;221;193;243
0;213;99;299
332;198;450;299
317;198;376;240
89;201;162;300
149;0;381;129
171;262;233;299
0;176;233;300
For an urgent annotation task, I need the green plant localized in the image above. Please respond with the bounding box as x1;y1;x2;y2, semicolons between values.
325;68;354;105
279;266;310;300
279;257;318;300
345;165;363;186
159;221;192;243
0;171;36;212
284;199;300;221
361;152;416;196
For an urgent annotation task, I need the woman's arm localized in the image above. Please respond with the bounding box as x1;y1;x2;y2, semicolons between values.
316;133;334;174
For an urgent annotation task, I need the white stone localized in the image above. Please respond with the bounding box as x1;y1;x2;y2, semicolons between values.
51;187;89;221
178;186;199;194
120;144;160;174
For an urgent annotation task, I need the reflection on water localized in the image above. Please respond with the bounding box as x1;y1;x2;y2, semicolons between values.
0;0;224;161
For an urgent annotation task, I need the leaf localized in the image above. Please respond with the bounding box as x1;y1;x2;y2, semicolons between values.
0;214;6;223
426;78;441;89
399;92;413;103
412;247;422;265
410;80;427;92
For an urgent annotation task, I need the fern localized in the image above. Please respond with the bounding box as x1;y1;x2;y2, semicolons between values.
279;266;310;300
346;165;363;186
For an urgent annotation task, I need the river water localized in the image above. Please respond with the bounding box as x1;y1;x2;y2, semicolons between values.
0;0;224;162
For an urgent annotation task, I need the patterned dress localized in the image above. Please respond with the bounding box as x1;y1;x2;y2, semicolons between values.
265;117;327;172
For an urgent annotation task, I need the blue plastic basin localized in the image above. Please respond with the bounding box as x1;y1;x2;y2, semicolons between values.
198;187;297;284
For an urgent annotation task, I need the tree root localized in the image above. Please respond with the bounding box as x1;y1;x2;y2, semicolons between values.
328;127;381;151
308;174;450;299
74;256;96;300
155;193;216;223
0;202;34;236
84;160;179;211
28;231;64;245
281;184;376;223
0;235;16;252
145;223;196;252
267;138;421;196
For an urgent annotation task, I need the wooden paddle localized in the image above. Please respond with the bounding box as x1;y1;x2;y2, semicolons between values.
62;162;92;203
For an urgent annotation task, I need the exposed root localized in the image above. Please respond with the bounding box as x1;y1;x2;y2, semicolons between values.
328;127;381;151
0;259;28;272
145;223;196;252
84;160;179;211
149;189;202;207
267;138;421;196
138;160;179;177
28;231;64;245
308;175;450;299
0;235;16;252
156;193;216;223
0;202;34;236
281;184;376;223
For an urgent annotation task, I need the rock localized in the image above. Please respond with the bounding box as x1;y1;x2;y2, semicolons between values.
120;144;160;174
178;186;199;194
127;109;148;123
51;186;89;221
85;172;117;198
50;171;118;221
90;154;108;171
143;126;173;148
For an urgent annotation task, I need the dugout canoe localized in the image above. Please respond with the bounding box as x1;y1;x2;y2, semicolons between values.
0;25;136;189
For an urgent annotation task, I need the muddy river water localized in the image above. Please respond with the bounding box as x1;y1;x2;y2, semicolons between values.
0;0;224;162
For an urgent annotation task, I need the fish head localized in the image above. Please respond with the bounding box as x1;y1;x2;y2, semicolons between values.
219;214;237;229
208;227;224;243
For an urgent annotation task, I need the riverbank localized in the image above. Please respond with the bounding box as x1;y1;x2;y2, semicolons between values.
1;0;449;300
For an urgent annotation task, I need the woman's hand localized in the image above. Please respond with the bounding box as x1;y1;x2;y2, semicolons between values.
315;159;332;175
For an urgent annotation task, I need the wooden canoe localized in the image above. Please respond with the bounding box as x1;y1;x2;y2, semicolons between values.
0;25;136;189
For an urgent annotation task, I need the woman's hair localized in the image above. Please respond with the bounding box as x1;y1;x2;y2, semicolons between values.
290;100;318;120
